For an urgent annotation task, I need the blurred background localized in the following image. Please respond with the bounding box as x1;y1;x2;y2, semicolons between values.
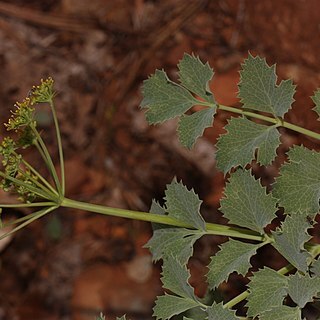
0;0;320;319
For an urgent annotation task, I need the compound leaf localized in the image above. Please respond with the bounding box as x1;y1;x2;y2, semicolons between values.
272;215;311;273
247;267;288;317
220;169;277;233
206;303;238;320
165;179;205;230
273;145;320;218
216;117;280;174
207;239;261;290
260;306;301;320
178;53;214;103
312;89;320;119
178;107;215;149
238;54;295;117
161;256;196;300
287;273;320;308
141;70;197;124
153;294;199;320
145;228;203;265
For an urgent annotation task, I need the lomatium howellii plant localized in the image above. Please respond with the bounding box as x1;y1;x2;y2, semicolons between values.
3;54;320;320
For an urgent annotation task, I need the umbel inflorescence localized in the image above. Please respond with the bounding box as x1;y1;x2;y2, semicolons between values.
1;55;320;320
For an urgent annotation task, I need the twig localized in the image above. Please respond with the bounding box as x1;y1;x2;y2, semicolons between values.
0;1;96;33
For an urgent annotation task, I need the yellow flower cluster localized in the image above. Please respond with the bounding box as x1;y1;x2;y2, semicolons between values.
29;77;55;104
5;77;55;132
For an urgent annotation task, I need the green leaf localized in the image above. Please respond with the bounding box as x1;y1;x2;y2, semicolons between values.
161;256;196;300
247;267;288;317
272;215;311;273
238;54;295;117
178;107;216;149
141;70;197;124
207;239;261;290
311;257;320;277
216;117;280;174
260;306;301;320
312;89;320;119
273;145;320;218
287;273;320;308
150;200;166;215
220;169;277;233
144;228;203;265
153;294;199;320
165;179;205;230
206;302;238;320
150;200;167;231
116;316;128;320
178;53;214;103
184;306;207;320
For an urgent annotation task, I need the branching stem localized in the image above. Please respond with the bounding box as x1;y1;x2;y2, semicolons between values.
61;198;264;241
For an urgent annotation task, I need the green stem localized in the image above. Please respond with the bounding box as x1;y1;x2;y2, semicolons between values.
17;168;56;199
0;171;57;201
306;243;320;258
215;104;320;140
205;225;264;241
218;104;279;125
1;205;55;227
49;100;65;195
30;125;62;194
0;202;56;208
34;139;50;169
21;158;58;196
281;121;320;140
222;241;320;312
0;205;57;240
223;264;295;310
61;198;264;241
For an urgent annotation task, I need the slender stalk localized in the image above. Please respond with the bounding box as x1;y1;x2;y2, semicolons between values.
201;102;320;140
0;202;56;208
1;206;55;227
205;225;264;241
61;198;264;241
306;243;320;258
222;242;320;312
0;205;57;240
34;139;51;169
281;121;320;140
17;168;56;199
223;264;295;310
30;125;61;194
49;99;65;195
0;171;57;201
215;104;320;141
21;158;58;196
217;104;279;125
